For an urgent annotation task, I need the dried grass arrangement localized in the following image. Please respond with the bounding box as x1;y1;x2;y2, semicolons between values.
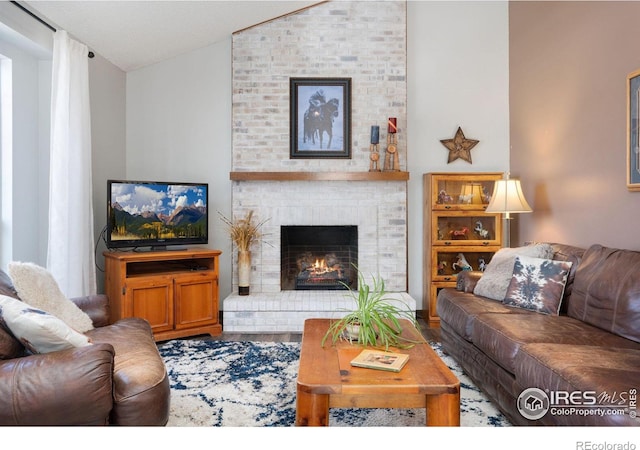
218;210;268;252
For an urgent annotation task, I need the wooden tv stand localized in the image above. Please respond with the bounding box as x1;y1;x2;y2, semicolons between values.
103;248;223;341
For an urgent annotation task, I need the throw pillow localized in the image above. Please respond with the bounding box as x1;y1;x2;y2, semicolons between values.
473;243;554;301
7;262;94;333
0;294;91;354
503;255;573;315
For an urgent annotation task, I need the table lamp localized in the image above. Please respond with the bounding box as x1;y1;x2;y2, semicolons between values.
459;183;484;205
484;173;532;247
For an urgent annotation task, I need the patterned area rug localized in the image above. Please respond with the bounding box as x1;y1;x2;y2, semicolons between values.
157;339;511;427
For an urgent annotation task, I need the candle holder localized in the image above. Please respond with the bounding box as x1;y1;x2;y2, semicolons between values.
383;132;400;172
369;143;381;172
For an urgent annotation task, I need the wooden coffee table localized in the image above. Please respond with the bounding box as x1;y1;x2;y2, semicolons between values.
296;318;460;426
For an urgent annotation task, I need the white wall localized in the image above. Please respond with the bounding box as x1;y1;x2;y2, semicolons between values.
125;0;509;309
406;1;509;307
90;53;127;293
126;38;233;298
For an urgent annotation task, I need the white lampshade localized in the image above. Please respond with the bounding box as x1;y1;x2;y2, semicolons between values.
485;178;532;215
459;183;484;205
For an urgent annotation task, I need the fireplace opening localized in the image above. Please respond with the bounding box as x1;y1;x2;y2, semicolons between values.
281;226;358;290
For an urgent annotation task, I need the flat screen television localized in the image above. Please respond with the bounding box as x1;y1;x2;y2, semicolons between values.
106;179;208;250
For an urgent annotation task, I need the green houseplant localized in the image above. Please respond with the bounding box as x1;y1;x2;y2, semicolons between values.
321;268;419;351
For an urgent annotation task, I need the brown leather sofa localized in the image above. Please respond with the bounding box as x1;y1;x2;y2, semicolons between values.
437;243;640;426
0;269;170;425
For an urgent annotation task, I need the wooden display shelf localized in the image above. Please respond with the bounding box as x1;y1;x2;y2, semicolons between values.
229;171;410;181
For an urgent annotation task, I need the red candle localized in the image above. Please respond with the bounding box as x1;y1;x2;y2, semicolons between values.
388;117;397;134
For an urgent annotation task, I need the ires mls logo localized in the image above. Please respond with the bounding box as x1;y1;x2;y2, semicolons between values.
517;387;638;421
517;388;550;420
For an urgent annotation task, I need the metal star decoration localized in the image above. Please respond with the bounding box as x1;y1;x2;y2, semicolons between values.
440;127;479;164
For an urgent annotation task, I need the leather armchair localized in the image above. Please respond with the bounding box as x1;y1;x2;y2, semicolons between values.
0;270;170;426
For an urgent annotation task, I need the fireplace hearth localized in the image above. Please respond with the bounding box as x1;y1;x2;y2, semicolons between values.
281;226;357;290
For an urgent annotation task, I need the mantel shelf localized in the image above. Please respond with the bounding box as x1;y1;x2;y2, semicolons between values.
229;171;410;182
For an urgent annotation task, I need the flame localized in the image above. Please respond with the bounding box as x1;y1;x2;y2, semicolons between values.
310;258;331;274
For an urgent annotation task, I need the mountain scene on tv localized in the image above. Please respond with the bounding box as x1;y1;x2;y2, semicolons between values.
109;183;207;242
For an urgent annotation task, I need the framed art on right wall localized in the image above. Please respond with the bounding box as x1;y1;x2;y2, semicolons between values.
627;69;640;190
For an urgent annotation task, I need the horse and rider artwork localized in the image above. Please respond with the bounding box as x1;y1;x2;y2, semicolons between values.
290;78;351;159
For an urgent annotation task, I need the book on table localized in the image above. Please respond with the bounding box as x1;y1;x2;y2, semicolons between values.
350;349;410;373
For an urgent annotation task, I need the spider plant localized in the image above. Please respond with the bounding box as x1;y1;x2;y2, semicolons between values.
321;268;420;351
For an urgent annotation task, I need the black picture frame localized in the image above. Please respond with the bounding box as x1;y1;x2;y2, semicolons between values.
290;77;352;159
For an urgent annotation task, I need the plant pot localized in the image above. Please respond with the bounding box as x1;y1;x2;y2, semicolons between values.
238;250;251;296
343;323;360;340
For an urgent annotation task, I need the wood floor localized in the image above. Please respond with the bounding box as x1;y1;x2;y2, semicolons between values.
204;311;440;343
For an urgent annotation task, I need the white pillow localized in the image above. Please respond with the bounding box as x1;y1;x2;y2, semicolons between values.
0;295;91;354
473;243;554;301
7;262;94;333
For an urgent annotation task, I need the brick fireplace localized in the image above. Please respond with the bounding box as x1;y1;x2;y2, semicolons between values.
222;1;414;332
222;177;415;332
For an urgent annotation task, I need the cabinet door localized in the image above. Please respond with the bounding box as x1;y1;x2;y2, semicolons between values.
125;276;174;334
431;173;501;211
433;211;501;246
431;247;498;282
174;272;219;330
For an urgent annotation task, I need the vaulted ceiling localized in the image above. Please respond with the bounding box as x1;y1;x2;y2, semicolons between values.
21;1;322;71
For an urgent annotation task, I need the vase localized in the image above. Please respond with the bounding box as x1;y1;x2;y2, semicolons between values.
237;250;251;295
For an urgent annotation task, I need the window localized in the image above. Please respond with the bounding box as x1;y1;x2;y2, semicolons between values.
0;54;12;269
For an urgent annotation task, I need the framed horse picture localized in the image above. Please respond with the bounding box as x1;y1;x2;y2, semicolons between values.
290;77;352;159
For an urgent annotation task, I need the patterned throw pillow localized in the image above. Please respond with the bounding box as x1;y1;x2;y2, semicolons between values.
0;294;91;354
503;255;573;315
473;243;554;301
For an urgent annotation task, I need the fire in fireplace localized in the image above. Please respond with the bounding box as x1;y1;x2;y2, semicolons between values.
281;226;358;290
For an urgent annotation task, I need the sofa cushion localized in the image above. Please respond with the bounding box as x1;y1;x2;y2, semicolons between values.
503;255;572;315
568;244;640;343
473;243;554;301
437;288;526;341
0;294;92;354
471;312;640;374
7;262;94;333
514;343;640;426
86;318;170;425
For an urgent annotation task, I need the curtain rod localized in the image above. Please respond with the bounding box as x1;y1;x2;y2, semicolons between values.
10;1;94;58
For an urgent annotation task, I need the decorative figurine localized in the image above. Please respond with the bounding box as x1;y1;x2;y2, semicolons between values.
383;117;400;171
459;193;474;204
437;261;448;275
438;189;453;204
452;253;472;271
478;258;487;272
449;226;469;239
369;125;381;172
482;186;491;204
474;220;490;239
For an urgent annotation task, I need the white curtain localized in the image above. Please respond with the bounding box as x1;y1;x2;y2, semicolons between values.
47;30;96;297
